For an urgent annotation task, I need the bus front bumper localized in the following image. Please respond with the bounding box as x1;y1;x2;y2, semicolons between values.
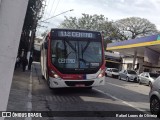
49;76;105;88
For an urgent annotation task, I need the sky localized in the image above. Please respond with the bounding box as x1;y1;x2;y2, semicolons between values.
37;0;160;37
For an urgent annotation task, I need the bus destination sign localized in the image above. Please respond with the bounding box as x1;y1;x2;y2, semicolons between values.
58;31;96;38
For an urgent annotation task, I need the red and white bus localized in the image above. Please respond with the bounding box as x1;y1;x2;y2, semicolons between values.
41;28;105;88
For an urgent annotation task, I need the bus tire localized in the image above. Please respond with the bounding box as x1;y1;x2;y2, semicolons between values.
47;79;51;89
47;78;53;89
46;71;52;89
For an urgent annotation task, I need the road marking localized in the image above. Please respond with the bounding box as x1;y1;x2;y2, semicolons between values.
93;88;150;114
106;82;149;95
25;66;33;120
107;82;126;89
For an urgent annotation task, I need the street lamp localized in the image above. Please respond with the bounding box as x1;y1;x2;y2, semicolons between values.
40;9;74;22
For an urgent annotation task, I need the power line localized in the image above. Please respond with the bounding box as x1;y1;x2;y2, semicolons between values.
51;0;61;20
48;0;56;17
43;0;51;19
40;9;74;22
39;9;74;36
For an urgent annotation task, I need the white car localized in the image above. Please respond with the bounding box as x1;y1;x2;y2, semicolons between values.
138;72;159;86
149;76;160;115
105;68;119;78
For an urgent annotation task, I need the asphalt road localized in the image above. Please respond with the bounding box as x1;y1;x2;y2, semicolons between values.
31;62;158;120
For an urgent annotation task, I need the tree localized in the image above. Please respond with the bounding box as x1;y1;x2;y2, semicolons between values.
18;0;37;56
59;14;118;50
60;14;109;30
18;0;44;57
41;30;48;38
114;17;158;40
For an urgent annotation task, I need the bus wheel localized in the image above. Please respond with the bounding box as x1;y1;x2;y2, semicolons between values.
46;72;52;89
47;79;50;88
47;78;52;89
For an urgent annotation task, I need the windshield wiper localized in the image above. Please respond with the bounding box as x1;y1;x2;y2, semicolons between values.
65;39;77;52
63;39;78;59
82;41;90;54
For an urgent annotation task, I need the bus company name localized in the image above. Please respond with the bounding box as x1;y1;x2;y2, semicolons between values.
58;31;95;38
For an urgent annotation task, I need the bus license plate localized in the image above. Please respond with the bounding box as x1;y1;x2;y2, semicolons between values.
75;84;85;87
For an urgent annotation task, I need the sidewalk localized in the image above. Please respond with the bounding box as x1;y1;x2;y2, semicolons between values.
5;68;31;119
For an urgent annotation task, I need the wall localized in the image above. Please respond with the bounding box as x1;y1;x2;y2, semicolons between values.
0;0;29;112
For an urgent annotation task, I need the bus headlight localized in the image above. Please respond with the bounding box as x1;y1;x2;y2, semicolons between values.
54;74;59;78
98;73;103;78
51;70;60;78
97;69;105;78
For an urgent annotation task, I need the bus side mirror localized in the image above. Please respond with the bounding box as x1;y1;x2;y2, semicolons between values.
44;41;48;49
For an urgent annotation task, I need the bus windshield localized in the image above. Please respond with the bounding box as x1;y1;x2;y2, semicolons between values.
51;39;102;73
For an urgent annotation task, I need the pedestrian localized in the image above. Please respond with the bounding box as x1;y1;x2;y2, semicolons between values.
28;56;33;70
15;56;20;69
22;56;28;72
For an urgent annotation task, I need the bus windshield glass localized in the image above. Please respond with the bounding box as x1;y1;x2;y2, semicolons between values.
51;39;102;73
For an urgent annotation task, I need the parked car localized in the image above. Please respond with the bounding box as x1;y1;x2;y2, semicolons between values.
149;76;160;116
119;70;138;82
105;68;119;78
138;72;160;86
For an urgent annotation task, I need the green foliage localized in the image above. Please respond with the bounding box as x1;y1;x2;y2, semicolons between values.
114;17;158;40
41;30;48;38
60;14;109;31
23;0;37;32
